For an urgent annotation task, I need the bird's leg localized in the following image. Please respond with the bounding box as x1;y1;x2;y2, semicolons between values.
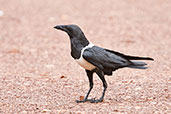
76;70;94;103
91;70;107;103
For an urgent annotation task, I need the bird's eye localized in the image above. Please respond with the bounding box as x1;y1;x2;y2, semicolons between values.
68;29;73;33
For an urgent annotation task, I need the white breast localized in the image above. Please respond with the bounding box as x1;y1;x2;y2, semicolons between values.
76;43;96;70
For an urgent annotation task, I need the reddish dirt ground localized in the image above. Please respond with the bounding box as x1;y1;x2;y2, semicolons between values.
0;0;171;113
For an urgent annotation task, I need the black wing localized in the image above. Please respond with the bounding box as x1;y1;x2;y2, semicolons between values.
83;46;132;70
105;49;154;60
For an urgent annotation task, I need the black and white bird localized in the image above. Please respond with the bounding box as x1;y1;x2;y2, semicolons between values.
54;24;154;103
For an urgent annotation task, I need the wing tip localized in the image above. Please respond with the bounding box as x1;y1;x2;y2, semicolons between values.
147;57;154;61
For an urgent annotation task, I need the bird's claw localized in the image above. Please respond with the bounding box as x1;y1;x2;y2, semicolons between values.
76;99;89;103
76;97;103;103
90;98;103;103
76;98;96;103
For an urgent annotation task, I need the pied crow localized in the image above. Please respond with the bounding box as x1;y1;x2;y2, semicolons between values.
54;24;154;103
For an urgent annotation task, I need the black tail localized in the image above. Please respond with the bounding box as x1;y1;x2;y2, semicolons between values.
128;66;148;69
128;61;148;69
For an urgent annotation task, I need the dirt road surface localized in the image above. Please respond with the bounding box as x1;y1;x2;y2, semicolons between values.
0;0;171;113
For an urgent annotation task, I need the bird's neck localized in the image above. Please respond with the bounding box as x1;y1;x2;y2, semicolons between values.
70;37;89;59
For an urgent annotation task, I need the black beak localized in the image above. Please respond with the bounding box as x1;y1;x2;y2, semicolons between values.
54;25;62;29
54;25;67;32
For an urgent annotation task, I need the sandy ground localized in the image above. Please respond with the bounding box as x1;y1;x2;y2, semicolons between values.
0;0;171;113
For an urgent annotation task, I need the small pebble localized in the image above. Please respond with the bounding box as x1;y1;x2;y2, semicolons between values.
20;111;28;114
151;101;157;105
42;109;51;113
135;87;142;91
60;75;66;78
79;96;84;101
24;81;31;86
134;106;141;110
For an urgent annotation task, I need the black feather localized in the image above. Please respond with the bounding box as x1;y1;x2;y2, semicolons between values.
105;49;154;61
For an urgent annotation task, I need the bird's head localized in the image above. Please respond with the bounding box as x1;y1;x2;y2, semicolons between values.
54;24;85;39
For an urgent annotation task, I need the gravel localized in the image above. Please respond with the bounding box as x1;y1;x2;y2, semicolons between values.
0;0;170;113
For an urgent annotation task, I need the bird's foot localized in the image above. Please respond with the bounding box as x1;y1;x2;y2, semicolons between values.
76;99;87;103
76;98;96;103
90;98;103;103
